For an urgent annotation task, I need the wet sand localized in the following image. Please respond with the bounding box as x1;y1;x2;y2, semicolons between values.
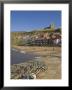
11;48;39;65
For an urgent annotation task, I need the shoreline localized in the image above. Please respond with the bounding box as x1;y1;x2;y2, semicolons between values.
11;45;61;79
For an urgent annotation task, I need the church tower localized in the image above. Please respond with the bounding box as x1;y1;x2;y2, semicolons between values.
50;23;55;30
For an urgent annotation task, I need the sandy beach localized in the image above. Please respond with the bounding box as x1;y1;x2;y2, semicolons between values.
11;46;61;79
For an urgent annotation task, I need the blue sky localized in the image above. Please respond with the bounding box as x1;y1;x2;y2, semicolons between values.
11;11;61;32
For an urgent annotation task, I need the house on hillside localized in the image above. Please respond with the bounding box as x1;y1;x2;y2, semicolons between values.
53;34;61;46
31;32;61;46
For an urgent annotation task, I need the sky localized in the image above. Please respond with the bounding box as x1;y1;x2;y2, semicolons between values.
11;11;61;32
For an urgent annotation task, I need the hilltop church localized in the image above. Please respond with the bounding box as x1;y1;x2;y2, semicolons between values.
44;23;55;30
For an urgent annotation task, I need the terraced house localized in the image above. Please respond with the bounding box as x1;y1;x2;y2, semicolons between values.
30;33;61;46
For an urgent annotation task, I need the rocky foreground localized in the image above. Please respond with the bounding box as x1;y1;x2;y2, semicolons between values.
11;60;48;79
